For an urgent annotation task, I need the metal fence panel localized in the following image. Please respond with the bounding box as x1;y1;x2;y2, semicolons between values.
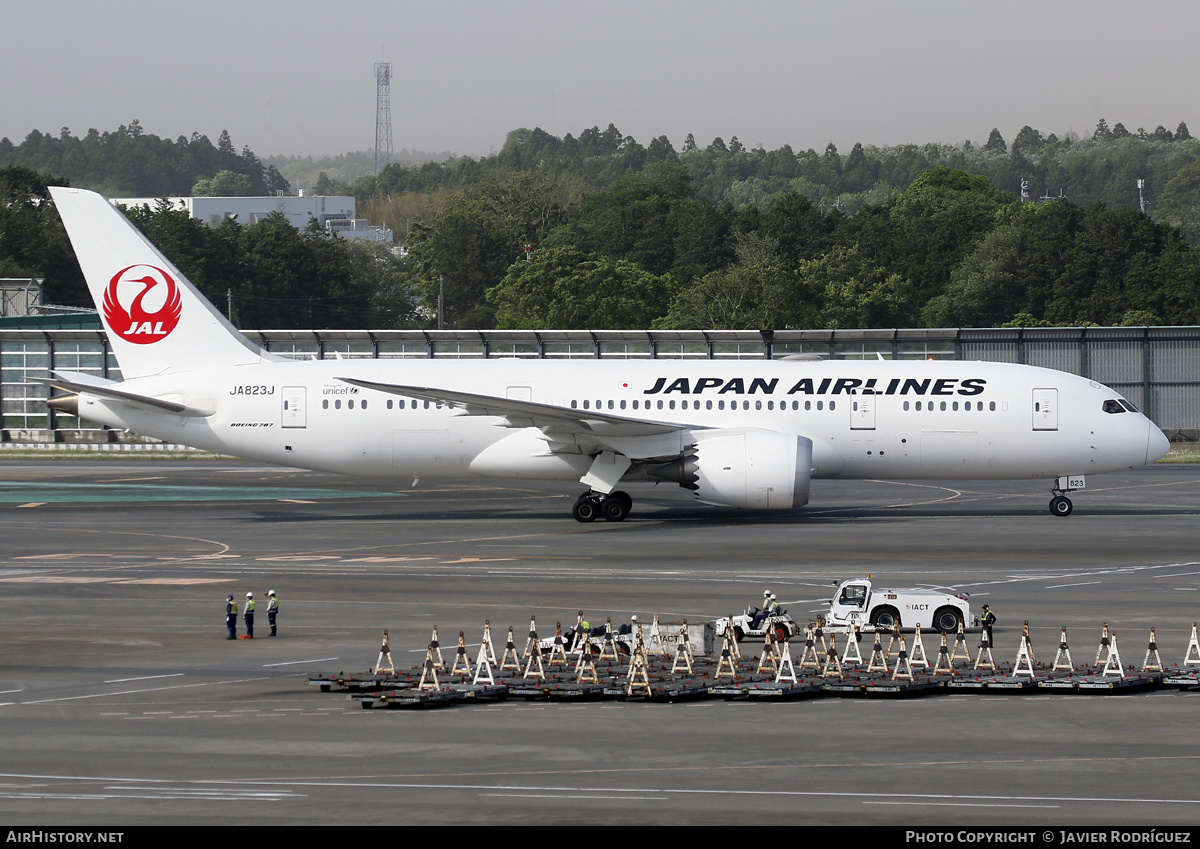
2;327;1198;432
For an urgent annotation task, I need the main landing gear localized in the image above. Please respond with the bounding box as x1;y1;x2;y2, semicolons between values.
573;490;632;523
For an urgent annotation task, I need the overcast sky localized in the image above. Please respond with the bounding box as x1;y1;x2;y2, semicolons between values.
5;1;1197;159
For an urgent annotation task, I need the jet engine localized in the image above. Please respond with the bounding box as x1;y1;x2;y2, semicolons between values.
651;429;813;510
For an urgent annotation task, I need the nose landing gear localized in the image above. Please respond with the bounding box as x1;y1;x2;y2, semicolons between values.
1049;494;1073;516
1048;475;1085;517
573;490;632;523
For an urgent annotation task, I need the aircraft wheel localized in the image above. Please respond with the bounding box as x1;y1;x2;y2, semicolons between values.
601;494;630;522
573;496;600;523
1049;495;1073;517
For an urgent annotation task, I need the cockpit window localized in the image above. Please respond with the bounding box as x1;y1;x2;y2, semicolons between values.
1103;400;1125;414
1119;400;1140;413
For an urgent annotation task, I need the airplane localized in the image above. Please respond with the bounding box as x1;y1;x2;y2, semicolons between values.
42;186;1170;522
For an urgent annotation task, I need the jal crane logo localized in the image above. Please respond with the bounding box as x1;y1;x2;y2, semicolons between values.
103;264;183;344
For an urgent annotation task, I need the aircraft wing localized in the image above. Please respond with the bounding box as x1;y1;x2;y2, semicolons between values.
336;377;685;438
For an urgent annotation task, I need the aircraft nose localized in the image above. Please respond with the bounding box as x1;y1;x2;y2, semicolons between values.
1146;421;1170;464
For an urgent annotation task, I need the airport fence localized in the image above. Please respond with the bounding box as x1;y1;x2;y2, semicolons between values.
2;327;1197;441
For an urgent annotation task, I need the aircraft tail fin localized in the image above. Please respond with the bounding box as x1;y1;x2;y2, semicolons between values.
49;187;280;379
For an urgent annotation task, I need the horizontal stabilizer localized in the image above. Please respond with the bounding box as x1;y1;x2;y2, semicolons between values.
34;376;213;417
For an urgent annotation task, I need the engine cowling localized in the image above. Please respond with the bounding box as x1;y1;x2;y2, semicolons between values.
686;429;813;510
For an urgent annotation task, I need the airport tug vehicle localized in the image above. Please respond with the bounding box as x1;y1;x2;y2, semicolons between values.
826;577;974;633
713;603;800;643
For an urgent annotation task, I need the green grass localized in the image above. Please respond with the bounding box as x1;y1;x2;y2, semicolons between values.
1158;446;1200;463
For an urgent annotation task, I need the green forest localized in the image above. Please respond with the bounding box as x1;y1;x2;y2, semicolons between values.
3;119;1200;330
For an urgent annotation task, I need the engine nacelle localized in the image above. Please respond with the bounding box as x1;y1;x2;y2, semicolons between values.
688;429;812;510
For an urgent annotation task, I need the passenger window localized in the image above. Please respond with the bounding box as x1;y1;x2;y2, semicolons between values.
657;400;663;410
830;401;836;411
335;399;341;409
805;401;812;411
817;400;823;411
903;401;909;411
718;400;725;410
669;400;676;410
322;399;329;409
706;400;713;410
361;400;367;410
620;400;626;410
348;399;354;409
755;400;762;410
989;401;996;411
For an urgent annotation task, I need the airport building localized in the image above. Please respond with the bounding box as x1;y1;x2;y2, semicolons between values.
110;194;394;243
1;326;1197;444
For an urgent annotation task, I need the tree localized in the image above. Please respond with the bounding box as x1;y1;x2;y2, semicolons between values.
1012;125;1044;155
488;245;677;329
656;262;816;330
0;166;84;304
192;169;254;196
984;128;1007;152
801;246;916;328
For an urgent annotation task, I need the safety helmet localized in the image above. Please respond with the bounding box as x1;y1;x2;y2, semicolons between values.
268;590;276;596
246;592;253;598
631;615;639;622
764;590;771;598
226;595;233;601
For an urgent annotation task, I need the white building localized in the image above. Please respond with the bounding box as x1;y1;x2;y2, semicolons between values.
111;194;394;243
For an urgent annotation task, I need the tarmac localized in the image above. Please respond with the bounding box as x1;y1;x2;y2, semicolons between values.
1;459;1199;826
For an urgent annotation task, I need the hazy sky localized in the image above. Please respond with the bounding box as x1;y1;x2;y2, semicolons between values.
5;1;1197;158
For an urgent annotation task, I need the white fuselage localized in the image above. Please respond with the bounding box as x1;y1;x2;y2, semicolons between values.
76;357;1163;487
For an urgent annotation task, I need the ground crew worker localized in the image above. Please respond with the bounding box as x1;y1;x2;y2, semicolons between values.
751;590;773;629
266;590;278;636
225;595;237;640
981;604;997;646
242;592;255;639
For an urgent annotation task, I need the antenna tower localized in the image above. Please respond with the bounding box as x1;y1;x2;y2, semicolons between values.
374;62;393;175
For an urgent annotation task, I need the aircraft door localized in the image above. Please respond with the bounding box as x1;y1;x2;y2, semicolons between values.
507;386;532;401
281;386;306;428
850;395;876;430
1032;388;1058;431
